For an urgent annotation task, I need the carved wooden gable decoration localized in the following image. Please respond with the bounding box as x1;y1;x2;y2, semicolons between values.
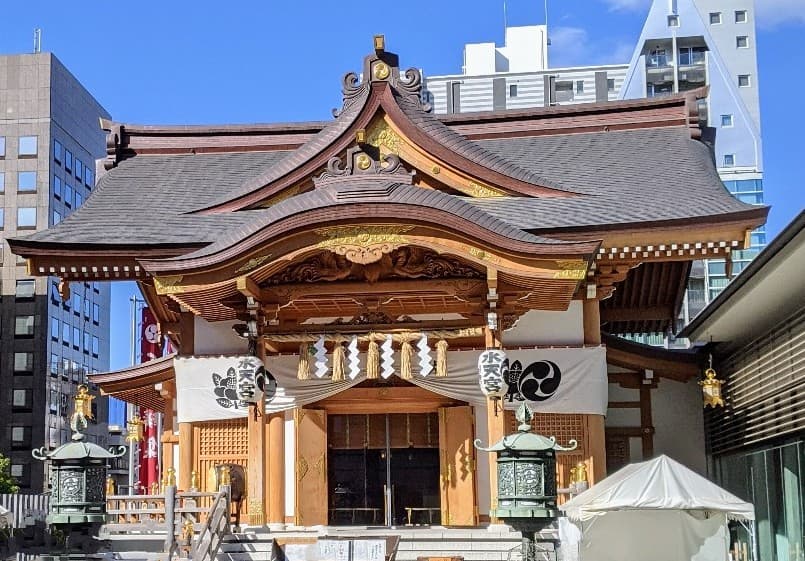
194;36;578;215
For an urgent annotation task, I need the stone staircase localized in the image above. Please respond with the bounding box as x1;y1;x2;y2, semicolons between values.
211;526;560;561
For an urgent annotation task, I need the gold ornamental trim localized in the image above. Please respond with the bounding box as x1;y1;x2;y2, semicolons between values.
296;457;309;482
553;260;588;280
366;120;404;156
315;225;414;264
153;275;184;295
467;181;506;198
236;254;273;274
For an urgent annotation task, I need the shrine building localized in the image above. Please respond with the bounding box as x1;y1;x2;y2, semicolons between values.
8;38;767;529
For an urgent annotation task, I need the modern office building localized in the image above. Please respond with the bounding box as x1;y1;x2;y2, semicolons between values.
426;0;766;328
0;52;112;491
425;26;629;114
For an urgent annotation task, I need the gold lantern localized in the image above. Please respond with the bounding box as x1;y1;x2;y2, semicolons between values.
125;416;144;443
699;355;725;408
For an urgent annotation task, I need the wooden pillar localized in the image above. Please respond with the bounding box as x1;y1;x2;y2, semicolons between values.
639;382;655;458
247;340;268;526
583;297;607;483
483;313;506;522
177;311;195;491
178;422;193;490
267;412;285;526
159;381;177;474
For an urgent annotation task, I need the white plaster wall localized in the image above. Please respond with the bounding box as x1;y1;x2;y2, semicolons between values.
193;317;249;355
652;379;706;474
284;412;295;519
473;404;491;516
503;301;584;346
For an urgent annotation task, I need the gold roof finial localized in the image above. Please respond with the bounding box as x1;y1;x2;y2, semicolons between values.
374;35;385;53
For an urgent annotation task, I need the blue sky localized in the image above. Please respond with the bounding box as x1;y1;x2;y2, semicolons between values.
1;1;803;370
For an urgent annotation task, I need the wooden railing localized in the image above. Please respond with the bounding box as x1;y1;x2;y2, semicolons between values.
190;486;230;561
103;486;229;559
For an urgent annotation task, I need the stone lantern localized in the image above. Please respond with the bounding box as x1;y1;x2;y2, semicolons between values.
475;403;578;561
32;385;126;555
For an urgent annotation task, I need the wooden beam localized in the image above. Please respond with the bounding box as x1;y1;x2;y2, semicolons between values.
600;305;673;323
247;342;268;526
608;401;641;409
265;278;487;300
640;383;655;458
262;319;482;336
236;276;263;301
583;298;601;346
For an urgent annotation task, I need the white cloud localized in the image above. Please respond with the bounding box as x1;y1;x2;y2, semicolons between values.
756;0;805;27
549;26;634;67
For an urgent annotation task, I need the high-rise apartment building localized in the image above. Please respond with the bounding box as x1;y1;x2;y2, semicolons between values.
620;0;764;321
425;0;765;328
0;53;111;491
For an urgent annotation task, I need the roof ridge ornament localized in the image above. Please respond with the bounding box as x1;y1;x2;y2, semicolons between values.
314;145;414;187
335;35;432;117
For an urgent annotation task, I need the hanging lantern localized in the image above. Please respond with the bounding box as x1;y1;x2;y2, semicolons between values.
234;355;266;403
478;349;510;411
699;359;725;408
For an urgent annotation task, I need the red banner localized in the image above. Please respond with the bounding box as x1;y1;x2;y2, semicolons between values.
138;307;162;493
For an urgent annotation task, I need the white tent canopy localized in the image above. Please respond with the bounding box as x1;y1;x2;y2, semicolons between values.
561;454;754;521
558;455;754;561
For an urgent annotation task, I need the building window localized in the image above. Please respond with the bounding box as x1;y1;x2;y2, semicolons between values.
54;139;63;163
449;82;461;114
555;81;574;102
84;167;94;187
83;331;91;354
667;15;680;27
75;159;83;182
576;80;585;94
93;303;100;324
735;10;747;23
724;154;736;167
72;293;81;314
18;136;38;156
10;464;23;478
721;114;734;127
73;326;80;348
15;315;35;336
62;322;70;344
83;298;90;319
0;172;4;193
75;192;83;208
92;336;99;358
17;207;37;229
51;317;60;340
50;353;60;376
16;279;35;299
13;389;28;408
0;136;5;157
509;84;517;97
710;12;722;24
14;352;34;372
54;175;62;199
0;208;4;229
647;49;669;68
64;184;73;208
53;210;62;225
65;150;73;172
736;36;749;48
11;427;25;443
18;171;37;192
738;74;751;87
678;46;706;66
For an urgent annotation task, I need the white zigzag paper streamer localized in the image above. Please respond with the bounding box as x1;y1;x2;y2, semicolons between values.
313;335;328;378
380;335;394;379
417;334;433;377
347;336;360;380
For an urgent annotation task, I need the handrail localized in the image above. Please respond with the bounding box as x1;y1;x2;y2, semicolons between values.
190;485;230;561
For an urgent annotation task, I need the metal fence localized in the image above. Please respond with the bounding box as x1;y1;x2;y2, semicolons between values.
0;495;49;530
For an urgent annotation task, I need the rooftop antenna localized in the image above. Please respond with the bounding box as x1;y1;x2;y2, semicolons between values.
33;28;41;53
503;0;508;32
545;0;551;45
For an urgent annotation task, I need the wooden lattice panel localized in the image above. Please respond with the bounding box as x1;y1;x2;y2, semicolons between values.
195;419;249;493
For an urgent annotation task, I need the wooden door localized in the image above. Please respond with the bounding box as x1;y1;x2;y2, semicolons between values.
438;406;478;526
294;407;328;526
